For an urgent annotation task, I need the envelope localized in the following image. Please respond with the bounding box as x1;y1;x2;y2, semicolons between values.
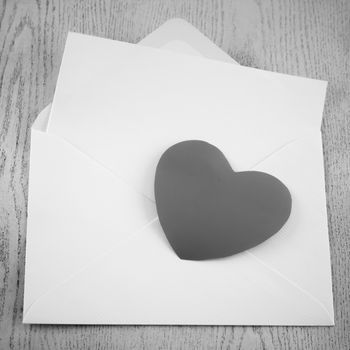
24;19;334;325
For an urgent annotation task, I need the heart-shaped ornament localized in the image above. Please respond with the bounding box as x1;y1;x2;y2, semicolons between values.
154;140;292;260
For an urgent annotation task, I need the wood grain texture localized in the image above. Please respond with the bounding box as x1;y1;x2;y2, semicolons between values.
0;0;349;349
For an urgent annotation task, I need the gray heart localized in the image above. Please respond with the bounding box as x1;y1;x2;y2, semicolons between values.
154;140;292;260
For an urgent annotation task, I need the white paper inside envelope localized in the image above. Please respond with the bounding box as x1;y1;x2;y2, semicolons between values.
24;19;333;325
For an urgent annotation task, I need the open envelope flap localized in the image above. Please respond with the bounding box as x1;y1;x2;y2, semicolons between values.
24;128;157;317
24;131;333;325
139;18;235;63
47;33;327;200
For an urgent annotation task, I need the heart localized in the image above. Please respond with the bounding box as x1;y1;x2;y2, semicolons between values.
154;140;292;260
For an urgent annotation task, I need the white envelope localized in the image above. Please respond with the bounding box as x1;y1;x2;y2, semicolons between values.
24;19;334;325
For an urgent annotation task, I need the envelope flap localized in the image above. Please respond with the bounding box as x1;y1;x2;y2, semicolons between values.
47;32;327;200
139;18;235;63
24;128;157;315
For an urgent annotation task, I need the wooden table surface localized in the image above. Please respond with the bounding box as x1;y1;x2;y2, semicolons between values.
0;0;349;349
